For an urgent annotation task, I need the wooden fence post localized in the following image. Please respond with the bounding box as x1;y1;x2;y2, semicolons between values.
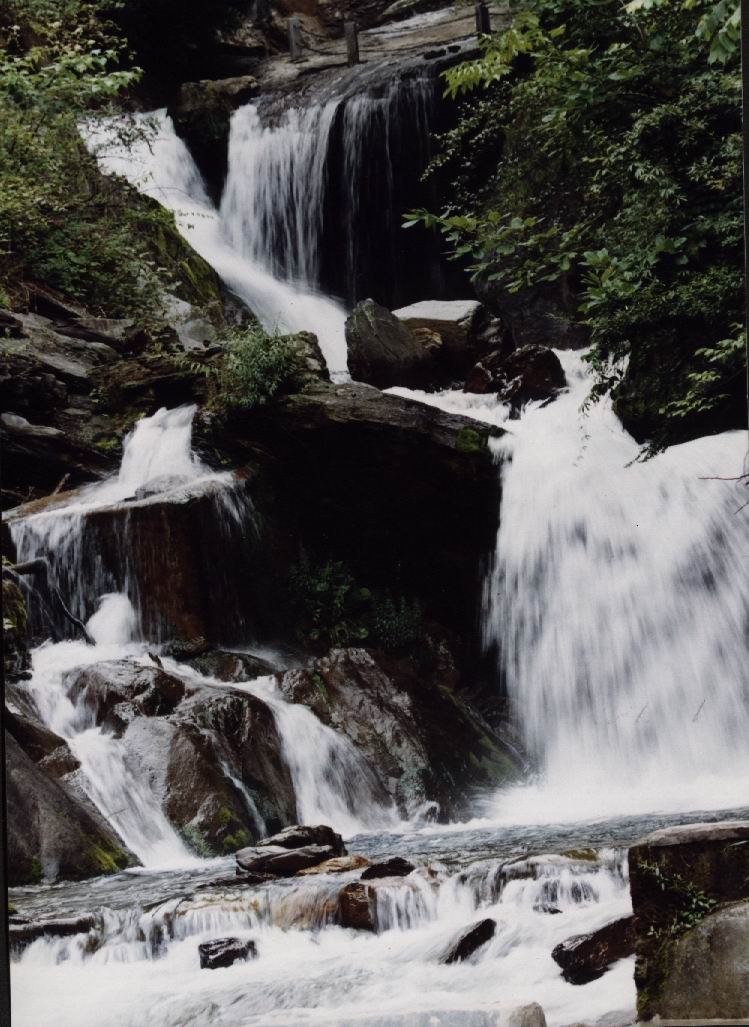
344;21;360;66
288;16;302;60
475;2;491;35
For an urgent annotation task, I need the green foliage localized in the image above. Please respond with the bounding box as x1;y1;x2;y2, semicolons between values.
288;553;423;653
640;859;720;937
180;823;214;857
0;0;218;320
208;323;301;411
410;0;744;447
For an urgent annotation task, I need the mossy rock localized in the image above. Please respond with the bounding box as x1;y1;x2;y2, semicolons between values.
455;426;487;455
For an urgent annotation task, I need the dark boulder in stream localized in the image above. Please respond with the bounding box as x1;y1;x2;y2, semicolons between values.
65;660;188;734
439;918;497;964
552;915;635;984
361;857;415;880
258;824;346;855
345;299;438;389
198;936;258;970
465;345;566;411
236;843;339;876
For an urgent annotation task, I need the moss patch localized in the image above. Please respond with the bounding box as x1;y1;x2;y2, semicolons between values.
455;426;487;455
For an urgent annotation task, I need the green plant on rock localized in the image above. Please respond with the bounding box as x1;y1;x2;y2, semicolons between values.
640;858;720;937
205;322;301;411
288;553;424;653
408;0;743;448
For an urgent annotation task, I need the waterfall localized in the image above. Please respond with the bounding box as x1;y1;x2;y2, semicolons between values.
222;75;440;310
482;351;749;821
84;114;350;378
8;405;251;642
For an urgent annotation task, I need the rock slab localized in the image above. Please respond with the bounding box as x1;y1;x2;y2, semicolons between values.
198;936;257;969
551;915;635;984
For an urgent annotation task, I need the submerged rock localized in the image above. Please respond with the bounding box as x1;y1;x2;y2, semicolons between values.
198;936;258;969
9;914;98;953
258;824;346;855
361;857;415;880
551;915;635;984
439;918;496;964
297;855;370;876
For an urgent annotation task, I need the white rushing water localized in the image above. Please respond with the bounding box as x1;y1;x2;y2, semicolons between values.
393;353;749;822
12;848;635;1027
85;114;349;378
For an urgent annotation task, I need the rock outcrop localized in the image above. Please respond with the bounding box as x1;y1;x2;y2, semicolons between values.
465;345;566;412
5;731;136;885
346;299;438;389
65;660;188;734
629;819;749;1021
393;298;506;379
361;856;415;880
278;648;521;819
551;916;635;984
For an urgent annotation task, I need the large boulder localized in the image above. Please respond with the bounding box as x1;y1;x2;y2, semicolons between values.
465;345;566;411
123;686;296;855
629;819;749;1021
226;382;503;638
65;660;188;734
392;299;507;378
654;900;749;1019
5;731;136;884
551;916;635;984
439;918;496;964
4;704;80;779
278;648;521;820
258;824;346;855
346;299;438;389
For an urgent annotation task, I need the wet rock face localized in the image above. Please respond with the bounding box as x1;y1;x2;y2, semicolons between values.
360;857;415;880
9;914;98;954
259;824;346;855
392;299;506;380
337;881;376;931
465;345;566;412
65;660;188;734
346;299;437;390
4;705;80;778
439;918;496;964
629;819;749;1021
5;731;135;885
278;648;521;820
170;76;260;203
297;854;370;876
198;936;258;970
123;686;296;855
551;916;635;984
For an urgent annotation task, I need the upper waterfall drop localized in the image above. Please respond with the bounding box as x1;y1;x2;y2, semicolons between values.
84;113;350;379
483;350;749;822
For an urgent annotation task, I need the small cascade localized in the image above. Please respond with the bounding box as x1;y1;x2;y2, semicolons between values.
85;114;350;378
8;405;256;644
481;351;749;821
230;676;399;837
222;74;439;308
11;848;634;1027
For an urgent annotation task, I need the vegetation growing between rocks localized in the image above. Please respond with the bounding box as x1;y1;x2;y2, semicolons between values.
639;859;720;938
289;554;424;653
409;0;744;448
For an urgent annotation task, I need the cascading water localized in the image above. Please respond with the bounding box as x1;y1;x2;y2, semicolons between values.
480;351;749;821
85;115;350;378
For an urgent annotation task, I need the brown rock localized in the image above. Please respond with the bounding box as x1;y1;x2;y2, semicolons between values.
439;918;496;964
296;854;370;876
337;881;376;931
552;915;635;984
